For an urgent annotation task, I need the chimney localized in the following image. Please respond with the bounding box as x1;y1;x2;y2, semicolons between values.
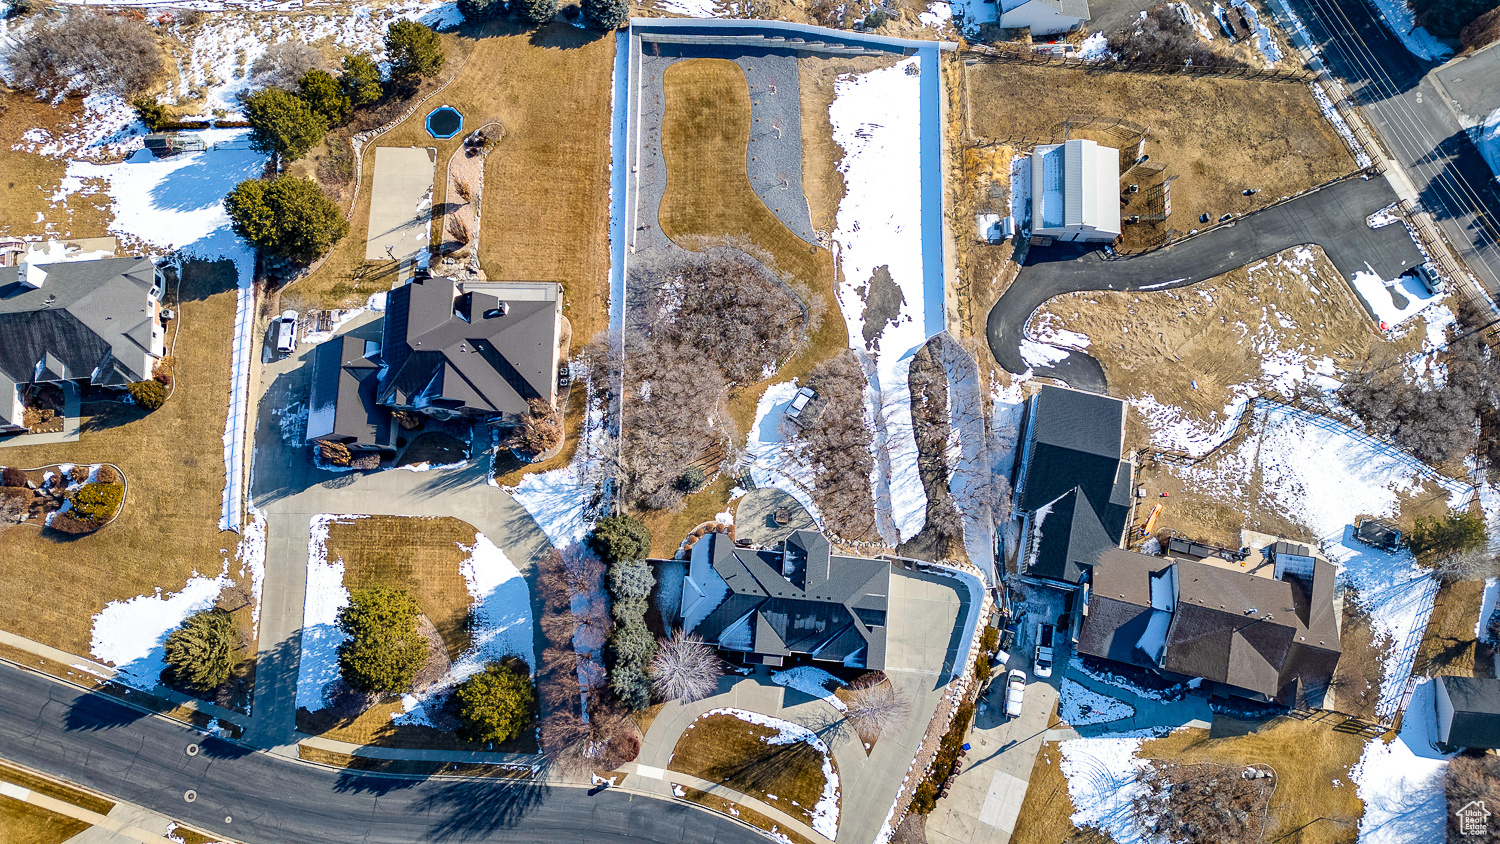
17;260;46;289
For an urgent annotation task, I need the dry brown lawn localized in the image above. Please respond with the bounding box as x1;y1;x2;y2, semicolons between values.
0;760;113;815
668;711;837;833
1414;578;1487;679
324;515;476;660
0;798;91;844
0;260;256;701
1008;741;1086;844
298;745;532;778
965;63;1358;249
0;92;114;241
675;785;820;844
1141;716;1367;844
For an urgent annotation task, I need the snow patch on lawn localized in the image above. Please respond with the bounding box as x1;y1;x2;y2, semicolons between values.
1349;269;1442;327
502;369;609;551
1059;730;1170;844
237;507;267;636
1310;83;1374;169
1059;678;1136;726
1479;108;1500;182
829;55;939;544
295;514;364;712
743;380;823;527
772;666;848;713
1351;678;1453;844
394;533;535;726
1364;0;1453;61
90;572;231;691
698;707;841;838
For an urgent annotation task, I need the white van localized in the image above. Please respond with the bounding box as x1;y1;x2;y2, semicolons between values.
275;310;298;355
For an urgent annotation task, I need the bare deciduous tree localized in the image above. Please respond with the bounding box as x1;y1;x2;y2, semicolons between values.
1428;547;1500;584
844;672;910;741
649;632;722;703
247;40;328;94
9;11;164;97
446;215;472;246
512;398;561;456
789;350;880;540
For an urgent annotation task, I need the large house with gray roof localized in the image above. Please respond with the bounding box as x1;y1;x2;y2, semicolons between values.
680;530;892;670
0;254;164;435
1077;547;1341;706
1014;384;1134;587
304;273;562;453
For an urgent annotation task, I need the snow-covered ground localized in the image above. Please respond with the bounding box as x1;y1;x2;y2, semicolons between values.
828;54;940;544
1059;678;1136;726
937;336;998;577
1363;0;1452;62
1348;269;1444;327
1069;655;1180;703
1058;729;1170;844
395;533;536;726
772;666;848;713
1478;577;1499;643
1479;108;1500;182
90;572;231;691
690;707;841;838
1232;0;1283;64
1310;82;1374;170
743;380;824;526
1351;679;1453;844
296;514;362;711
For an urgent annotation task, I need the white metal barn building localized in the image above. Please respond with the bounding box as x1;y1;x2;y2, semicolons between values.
1030;138;1121;243
996;0;1091;36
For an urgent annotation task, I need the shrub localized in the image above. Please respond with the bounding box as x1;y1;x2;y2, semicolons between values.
981;626;999;655
9;11;164;97
1413;0;1499;38
1106;5;1247;70
336;586;429;694
94;465;121;485
68;482;124;524
608;558;655;600
164;608;236;692
581;0;627;29
1461;6;1500;50
297;69;350;126
4;0;36;19
339;54;384;108
863;8;888;28
974;658;991;683
1411;510;1488;561
588;514;652;566
318;440;352;467
224;176;349;264
1;467;27;488
453;659;536;744
459;0;507;21
515;0;558;24
247;40;328;93
676;466;706;493
127;379;167;410
788;351;879;540
133;96;172;132
385;20;445;85
243;88;329;165
68;465;89;484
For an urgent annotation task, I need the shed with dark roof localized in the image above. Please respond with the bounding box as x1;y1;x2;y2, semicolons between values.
1436;676;1500;748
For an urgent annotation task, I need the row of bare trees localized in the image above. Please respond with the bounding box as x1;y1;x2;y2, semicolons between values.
788;351;881;541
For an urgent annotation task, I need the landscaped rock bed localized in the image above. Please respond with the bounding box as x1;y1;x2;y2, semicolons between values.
0;463;125;536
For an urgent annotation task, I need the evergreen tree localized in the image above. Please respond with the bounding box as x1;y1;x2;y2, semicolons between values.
514;0;557;25
588;514;652;566
224;176;350;265
242;87;328;167
454;660;535;743
385;20;445;85
581;0;627;30
458;0;506;21
335;586;429;694
164;608;237;692
339;53;384;108
297;69;350;126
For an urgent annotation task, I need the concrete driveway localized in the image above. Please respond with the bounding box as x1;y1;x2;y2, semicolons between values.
243;312;553;751
629;567;968;844
987;174;1421;392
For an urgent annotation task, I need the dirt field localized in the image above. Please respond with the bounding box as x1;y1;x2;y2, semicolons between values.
0;261;255;688
965;63;1358;249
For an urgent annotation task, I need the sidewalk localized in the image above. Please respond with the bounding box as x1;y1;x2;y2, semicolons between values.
621;762;837;844
0;760;235;844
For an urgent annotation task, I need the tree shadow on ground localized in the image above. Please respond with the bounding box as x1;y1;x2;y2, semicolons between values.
420;777;550;840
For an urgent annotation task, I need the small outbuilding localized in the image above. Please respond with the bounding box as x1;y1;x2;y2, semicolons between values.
997;0;1091;36
1030;138;1121;243
1435;676;1500;749
143;133;207;156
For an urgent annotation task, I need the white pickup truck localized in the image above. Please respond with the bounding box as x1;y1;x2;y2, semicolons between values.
1034;623;1055;679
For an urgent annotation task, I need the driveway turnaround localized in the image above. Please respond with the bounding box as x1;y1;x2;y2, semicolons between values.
0;664;766;844
987;175;1421;391
365;146;436;263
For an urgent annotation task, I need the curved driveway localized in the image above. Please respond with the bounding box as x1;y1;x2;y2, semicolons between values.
0;664;762;844
988;175;1423;392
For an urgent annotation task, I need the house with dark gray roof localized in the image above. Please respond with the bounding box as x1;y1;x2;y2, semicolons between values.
1435;676;1500;749
0;254;164;434
1014;385;1134;586
377;274;562;423
305;334;395;453
1077;547;1341;706
681;530;891;670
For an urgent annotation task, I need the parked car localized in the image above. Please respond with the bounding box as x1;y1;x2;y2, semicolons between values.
274;310;298;355
1034;623;1055;678
786;387;817;420
1005;669;1027;718
1411;262;1448;296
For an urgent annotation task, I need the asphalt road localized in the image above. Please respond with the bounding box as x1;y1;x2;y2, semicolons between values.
986;175;1418;391
0;664;763;844
1282;0;1500;294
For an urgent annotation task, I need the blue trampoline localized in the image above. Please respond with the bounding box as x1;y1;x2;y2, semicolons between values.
426;106;463;139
